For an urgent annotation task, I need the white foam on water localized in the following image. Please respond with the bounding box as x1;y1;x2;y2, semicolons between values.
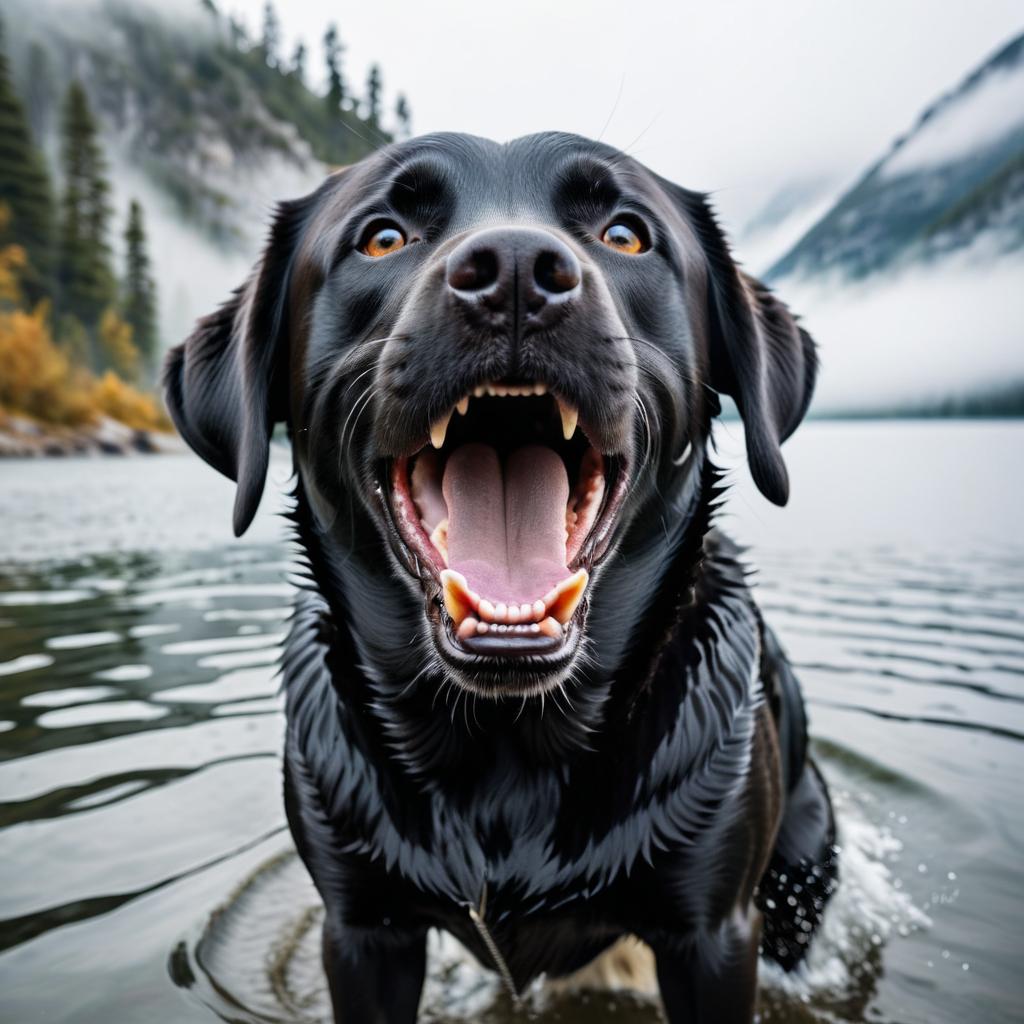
759;800;931;1001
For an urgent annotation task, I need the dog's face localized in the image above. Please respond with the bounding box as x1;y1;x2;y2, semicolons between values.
165;132;815;697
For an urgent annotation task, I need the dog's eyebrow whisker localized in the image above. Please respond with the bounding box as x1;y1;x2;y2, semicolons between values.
595;72;627;144
336;114;393;153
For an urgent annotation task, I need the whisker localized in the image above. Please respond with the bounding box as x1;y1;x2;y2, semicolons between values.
595;73;626;143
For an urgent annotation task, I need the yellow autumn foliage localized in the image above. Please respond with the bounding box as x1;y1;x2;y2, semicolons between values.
0;305;91;424
0;304;169;429
0;244;26;307
0;206;25;307
90;370;169;431
98;307;140;381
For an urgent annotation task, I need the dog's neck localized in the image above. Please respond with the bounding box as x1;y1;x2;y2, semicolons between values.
284;448;728;750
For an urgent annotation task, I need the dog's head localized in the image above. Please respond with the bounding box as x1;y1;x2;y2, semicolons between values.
165;132;815;698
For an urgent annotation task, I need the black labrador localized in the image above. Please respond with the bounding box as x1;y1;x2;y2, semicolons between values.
164;132;837;1023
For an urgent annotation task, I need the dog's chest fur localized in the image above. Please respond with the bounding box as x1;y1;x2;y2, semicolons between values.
281;533;777;984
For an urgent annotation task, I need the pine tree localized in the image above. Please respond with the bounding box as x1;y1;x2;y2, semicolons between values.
122;199;157;378
228;16;247;50
365;64;382;126
291;41;306;82
57;81;115;344
261;2;280;68
324;24;345;111
395;93;412;139
0;17;55;304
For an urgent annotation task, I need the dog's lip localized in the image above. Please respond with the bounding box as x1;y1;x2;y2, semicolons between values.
374;435;630;662
429;594;581;673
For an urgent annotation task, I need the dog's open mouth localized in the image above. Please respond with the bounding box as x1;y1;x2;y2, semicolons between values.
384;382;629;664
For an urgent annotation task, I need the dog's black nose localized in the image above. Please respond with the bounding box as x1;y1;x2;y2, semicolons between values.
446;227;582;323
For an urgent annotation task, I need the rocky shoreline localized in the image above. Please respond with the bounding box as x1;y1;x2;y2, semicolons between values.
0;412;185;457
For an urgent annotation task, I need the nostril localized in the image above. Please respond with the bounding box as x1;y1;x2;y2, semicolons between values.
448;249;500;292
534;250;581;295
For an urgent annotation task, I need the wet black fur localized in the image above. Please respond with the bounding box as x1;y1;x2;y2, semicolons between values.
164;132;837;1022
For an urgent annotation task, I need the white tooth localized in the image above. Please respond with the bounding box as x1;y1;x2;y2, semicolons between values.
430;408;454;449
533;382;547;395
558;399;578;440
456;396;469;416
474;385;486;397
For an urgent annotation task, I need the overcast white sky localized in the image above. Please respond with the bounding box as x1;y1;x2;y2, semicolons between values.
224;0;1022;230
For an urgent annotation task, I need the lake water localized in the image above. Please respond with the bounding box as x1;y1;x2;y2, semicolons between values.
0;421;1021;1023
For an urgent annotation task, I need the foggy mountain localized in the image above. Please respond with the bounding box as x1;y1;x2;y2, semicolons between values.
3;0;386;347
768;31;1024;281
737;31;1024;416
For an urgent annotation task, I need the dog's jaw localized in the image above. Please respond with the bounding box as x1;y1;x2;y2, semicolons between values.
373;382;634;698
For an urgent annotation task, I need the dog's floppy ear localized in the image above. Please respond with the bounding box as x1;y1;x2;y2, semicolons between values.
674;188;817;505
163;194;315;536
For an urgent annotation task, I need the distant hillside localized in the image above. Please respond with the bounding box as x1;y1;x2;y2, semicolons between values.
2;0;399;344
768;31;1024;282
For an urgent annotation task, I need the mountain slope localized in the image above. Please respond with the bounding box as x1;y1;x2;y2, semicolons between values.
768;31;1024;282
3;0;391;345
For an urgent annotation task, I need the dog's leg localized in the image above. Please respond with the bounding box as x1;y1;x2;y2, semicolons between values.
653;908;761;1024
321;920;426;1024
759;621;839;969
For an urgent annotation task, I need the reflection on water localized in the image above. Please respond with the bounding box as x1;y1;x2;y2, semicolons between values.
1;424;1023;1024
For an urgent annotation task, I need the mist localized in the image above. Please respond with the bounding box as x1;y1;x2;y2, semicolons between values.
788;246;1024;414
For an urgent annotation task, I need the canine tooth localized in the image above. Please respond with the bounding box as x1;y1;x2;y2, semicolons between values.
456;396;469;415
558;399;578;440
430;408;454;449
457;617;479;640
440;569;474;624
538;616;562;638
546;568;588;624
478;598;496;621
430;519;449;565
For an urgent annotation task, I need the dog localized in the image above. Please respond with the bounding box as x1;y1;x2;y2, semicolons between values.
164;131;837;1023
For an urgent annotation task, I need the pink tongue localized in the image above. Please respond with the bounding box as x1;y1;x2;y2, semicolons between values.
442;443;570;604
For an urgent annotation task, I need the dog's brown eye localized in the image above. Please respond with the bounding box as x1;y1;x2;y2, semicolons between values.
362;225;406;258
601;222;645;255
